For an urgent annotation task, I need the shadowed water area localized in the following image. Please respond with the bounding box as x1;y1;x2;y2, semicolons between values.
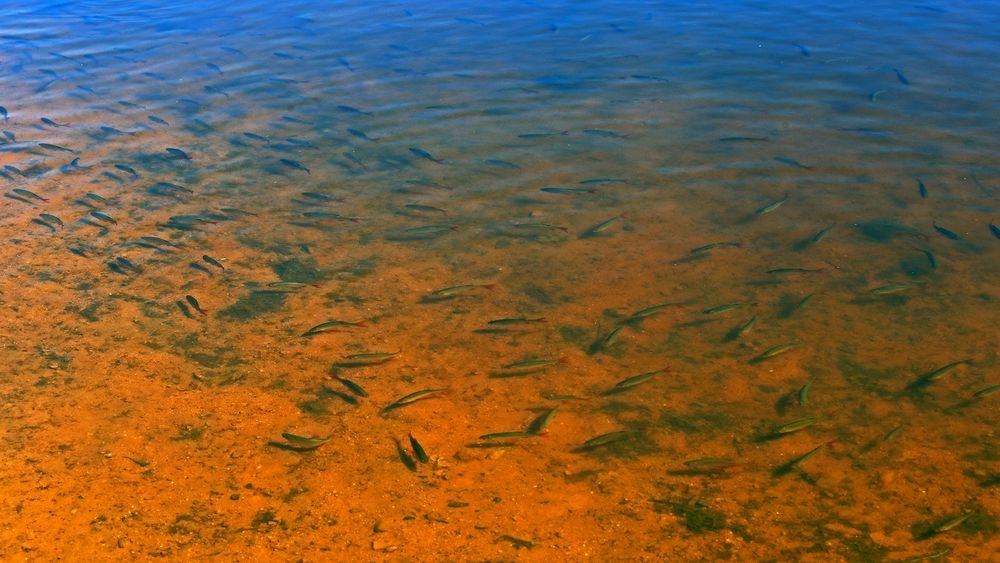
1;0;998;560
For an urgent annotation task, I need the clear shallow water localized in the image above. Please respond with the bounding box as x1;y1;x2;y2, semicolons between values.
1;1;998;560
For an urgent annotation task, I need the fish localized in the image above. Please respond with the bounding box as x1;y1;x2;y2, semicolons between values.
581;430;632;448
755;195;787;215
0;106;6;121
336;56;354;71
529;406;560;435
206;63;223;74
610;368;668;391
787;441;833;469
39;213;63;227
141;236;181;248
404;204;447;215
114;164;138;176
624;303;674;321
917;359;972;383
584;215;622;235
893;68;910;85
202;255;225;270
169;215;216;225
114;257;140;273
703;303;754;315
90;211;117;225
973;384;1000;398
870;283;919;295
682;458;740;472
165;147;190;160
690;241;741;254
580;178;628;185
280;433;331;450
302;211;361;222
913;246;937;268
792;42;809;56
185;295;207;315
932;222;960;240
990;223;1000;240
243;132;268;142
266;281;309;289
502;357;566;371
347;128;379;143
336;105;371;115
149;182;193;195
302;320;366;335
540;187;595;194
148;115;168;125
404;224;456;234
484;159;520;169
343;153;366;168
284;138;318;149
2;131;14;141
41;117;69;127
383;388;445;411
59;158;81;173
430;284;495;297
756;343;797;360
342;351;399;363
480;431;535;440
917;178;928;199
719;136;768;142
774;156;812;169
499;535;535;550
932;513;972;534
811;225;834;243
100;126;125;135
488;317;546;326
280;158;310;174
13;188;47;202
334;375;368;397
798;377;814;405
510;223;567;232
597;325;625;349
38;142;74;152
300;192;337;201
4;164;25;176
220;208;256;217
773;417;819;434
409;147;444;164
767;267;823;275
408;434;429;463
203;85;230;97
583;129;629;139
117;100;144;109
85;192;109;204
884;425;904;442
730;316;757;339
518;131;569;139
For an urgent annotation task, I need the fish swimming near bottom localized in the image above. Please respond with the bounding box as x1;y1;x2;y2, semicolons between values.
280;158;310;174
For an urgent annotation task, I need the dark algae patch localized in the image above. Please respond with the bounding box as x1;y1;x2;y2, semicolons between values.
271;256;327;284
217;290;287;320
652;498;728;534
